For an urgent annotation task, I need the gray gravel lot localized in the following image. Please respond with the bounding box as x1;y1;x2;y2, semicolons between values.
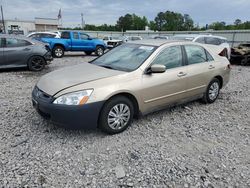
0;52;250;187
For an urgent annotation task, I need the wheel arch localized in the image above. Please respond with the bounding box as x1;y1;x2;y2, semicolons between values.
100;92;140;119
214;75;223;88
53;44;66;50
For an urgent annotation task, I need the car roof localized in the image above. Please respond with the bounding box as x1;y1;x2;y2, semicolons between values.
173;34;227;40
0;34;43;44
127;39;190;46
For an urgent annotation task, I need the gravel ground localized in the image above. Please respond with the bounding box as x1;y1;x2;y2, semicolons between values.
0;53;250;187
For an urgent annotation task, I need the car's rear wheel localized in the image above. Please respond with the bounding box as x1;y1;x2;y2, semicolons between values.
202;78;221;103
53;46;64;58
95;46;104;56
28;56;46;71
99;96;134;134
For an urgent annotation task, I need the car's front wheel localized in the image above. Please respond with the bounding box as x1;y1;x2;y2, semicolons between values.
28;56;46;71
95;46;104;56
53;46;64;58
99;96;134;134
202;78;221;103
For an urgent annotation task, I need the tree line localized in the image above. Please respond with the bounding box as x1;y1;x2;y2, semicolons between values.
62;11;250;31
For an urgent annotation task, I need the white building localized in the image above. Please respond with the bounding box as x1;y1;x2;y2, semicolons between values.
1;17;59;35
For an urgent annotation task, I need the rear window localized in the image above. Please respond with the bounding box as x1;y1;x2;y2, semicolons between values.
5;38;32;48
40;34;56;38
205;37;221;45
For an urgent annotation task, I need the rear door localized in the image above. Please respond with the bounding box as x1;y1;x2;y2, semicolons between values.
71;32;82;51
141;45;188;112
184;45;216;97
3;37;33;67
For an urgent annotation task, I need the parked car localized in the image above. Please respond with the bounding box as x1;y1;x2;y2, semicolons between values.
32;40;231;134
172;34;231;59
27;32;61;41
41;31;107;58
103;36;123;48
152;35;169;39
0;34;52;71
230;43;250;65
123;36;143;42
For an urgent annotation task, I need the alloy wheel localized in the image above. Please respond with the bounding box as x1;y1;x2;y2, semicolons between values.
208;82;219;101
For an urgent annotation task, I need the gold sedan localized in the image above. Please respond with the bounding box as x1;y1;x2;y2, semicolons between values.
32;40;231;134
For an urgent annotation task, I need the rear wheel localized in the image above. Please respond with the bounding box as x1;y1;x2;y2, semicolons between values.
95;46;104;56
28;56;45;71
99;96;134;134
202;78;220;104
53;46;64;58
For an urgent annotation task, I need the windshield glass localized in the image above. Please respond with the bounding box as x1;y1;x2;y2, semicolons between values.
92;43;156;72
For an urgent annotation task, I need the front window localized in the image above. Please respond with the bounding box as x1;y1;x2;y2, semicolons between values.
80;33;89;40
92;43;156;72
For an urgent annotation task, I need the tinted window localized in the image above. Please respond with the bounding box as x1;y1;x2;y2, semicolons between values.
80;33;89;40
30;34;40;38
185;45;207;65
103;37;109;40
41;34;56;38
205;37;220;45
152;46;183;69
206;50;214;61
195;37;205;44
61;32;70;39
0;38;3;47
6;38;31;48
73;32;79;39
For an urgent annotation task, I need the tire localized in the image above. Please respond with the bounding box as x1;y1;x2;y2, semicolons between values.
95;46;104;56
202;78;221;104
99;96;134;134
52;46;64;58
28;56;45;71
85;51;92;55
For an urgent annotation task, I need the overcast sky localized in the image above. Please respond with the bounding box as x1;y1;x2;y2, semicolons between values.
0;0;250;27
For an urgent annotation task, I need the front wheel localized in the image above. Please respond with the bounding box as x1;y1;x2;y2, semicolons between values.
202;78;221;104
53;46;64;58
28;56;45;71
95;46;104;56
99;96;134;134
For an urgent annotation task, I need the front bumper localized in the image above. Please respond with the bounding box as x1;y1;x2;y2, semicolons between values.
32;87;104;129
44;51;53;62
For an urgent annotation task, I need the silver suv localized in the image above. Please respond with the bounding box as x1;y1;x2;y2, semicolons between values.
173;34;231;59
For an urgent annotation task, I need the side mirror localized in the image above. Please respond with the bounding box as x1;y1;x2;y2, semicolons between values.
147;64;166;74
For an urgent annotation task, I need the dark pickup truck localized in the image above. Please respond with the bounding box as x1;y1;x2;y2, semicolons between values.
41;31;107;58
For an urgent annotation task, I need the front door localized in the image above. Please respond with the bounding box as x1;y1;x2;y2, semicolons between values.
141;45;188;112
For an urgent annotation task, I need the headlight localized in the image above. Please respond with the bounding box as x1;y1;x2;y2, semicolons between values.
53;89;93;105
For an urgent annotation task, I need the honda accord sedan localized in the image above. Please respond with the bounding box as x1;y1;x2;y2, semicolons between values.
32;40;231;134
0;34;52;71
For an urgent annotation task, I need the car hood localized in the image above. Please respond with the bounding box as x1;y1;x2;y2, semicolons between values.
37;63;124;96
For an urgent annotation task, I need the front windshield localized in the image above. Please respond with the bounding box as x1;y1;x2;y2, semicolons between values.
92;43;156;72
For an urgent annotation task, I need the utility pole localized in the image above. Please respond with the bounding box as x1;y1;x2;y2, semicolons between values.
81;13;85;30
1;5;6;33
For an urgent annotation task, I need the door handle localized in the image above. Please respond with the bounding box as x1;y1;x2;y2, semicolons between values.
208;65;215;69
177;72;187;77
